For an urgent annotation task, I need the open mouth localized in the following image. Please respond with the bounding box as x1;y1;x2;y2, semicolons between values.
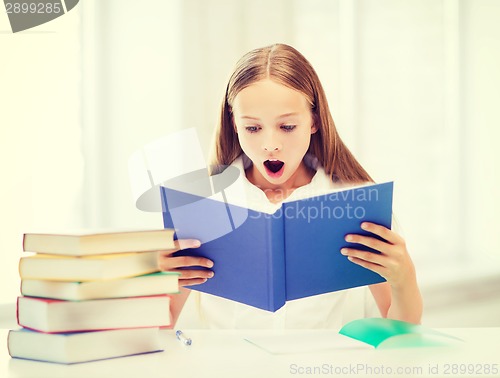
263;159;285;177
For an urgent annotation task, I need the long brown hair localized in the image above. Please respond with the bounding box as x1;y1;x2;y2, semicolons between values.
211;43;372;184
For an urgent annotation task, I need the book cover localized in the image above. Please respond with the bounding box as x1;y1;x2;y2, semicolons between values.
22;228;175;256
161;181;393;312
20;272;180;301
17;295;171;333
19;251;161;282
338;318;463;348
8;327;164;364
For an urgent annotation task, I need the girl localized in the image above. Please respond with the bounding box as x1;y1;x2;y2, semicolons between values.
159;43;422;328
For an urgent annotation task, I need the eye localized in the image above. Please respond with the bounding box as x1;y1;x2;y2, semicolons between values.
281;125;296;132
245;126;261;133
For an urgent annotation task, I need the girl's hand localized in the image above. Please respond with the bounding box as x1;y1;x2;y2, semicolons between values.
340;222;416;289
157;239;214;287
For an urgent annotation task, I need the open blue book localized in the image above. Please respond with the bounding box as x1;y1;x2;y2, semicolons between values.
161;181;393;312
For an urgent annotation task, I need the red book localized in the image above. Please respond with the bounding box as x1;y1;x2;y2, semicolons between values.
17;295;171;333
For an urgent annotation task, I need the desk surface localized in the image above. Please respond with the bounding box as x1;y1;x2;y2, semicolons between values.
1;328;500;378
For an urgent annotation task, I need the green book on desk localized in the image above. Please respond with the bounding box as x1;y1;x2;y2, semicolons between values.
244;318;462;354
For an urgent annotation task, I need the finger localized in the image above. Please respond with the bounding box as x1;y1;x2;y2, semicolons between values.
341;248;385;266
173;255;214;268
172;268;214;280
344;234;390;254
156;239;201;256
180;278;208;287
347;256;387;277
173;239;202;250
360;222;404;245
158;255;214;270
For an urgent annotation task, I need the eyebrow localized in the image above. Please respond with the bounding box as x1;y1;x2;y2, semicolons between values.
240;112;300;121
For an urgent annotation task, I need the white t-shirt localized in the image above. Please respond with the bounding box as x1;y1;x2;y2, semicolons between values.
176;154;381;330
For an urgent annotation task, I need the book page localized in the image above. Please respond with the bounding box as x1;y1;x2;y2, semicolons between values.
244;330;372;354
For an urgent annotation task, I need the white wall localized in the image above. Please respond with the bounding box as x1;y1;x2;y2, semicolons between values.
80;0;185;230
0;7;83;303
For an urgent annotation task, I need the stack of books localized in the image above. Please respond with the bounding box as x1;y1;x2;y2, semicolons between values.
8;229;179;364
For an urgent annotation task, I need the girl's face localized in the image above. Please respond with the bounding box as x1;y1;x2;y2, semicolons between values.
232;79;317;190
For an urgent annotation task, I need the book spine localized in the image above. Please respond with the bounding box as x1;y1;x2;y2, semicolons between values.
18;259;23;283
7;330;13;358
22;234;26;251
15;297;20;327
17;324;168;334
267;214;286;312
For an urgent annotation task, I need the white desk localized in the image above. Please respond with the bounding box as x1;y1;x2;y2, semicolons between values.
1;328;500;378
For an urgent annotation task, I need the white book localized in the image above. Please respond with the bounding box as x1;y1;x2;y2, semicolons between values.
21;272;179;301
23;229;175;256
8;327;163;364
19;251;161;281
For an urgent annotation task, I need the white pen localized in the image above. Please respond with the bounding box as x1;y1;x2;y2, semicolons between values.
175;329;192;346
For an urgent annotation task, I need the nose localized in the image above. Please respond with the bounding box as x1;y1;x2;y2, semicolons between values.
262;130;282;151
264;145;279;151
